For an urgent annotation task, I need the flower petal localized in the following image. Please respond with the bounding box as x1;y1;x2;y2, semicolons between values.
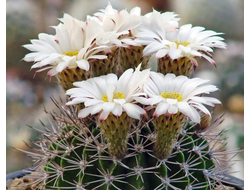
76;59;90;71
56;61;69;72
168;104;178;114
78;107;92;119
106;85;115;102
91;103;103;115
85;99;102;107
113;99;126;105
112;105;123;116
168;48;182;60
166;98;178;105
103;102;115;113
122;103;145;119
156;48;169;58
154;102;169;117
99;110;110;121
133;96;151;105
177;102;200;123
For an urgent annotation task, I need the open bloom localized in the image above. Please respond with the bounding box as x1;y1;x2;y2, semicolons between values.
137;24;226;66
23;13;108;76
93;3;142;47
133;72;221;123
66;64;150;120
135;9;179;38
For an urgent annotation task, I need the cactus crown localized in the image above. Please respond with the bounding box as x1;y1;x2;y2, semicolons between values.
11;3;242;190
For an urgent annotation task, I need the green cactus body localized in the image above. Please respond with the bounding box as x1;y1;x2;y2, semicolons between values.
29;102;229;190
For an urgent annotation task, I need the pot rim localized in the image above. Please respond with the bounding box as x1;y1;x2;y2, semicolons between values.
6;167;36;181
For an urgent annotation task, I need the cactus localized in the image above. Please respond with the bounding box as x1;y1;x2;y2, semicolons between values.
12;3;242;190
20;97;238;190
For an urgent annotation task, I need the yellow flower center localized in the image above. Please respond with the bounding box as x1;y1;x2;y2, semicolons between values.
160;91;183;102
171;40;190;48
102;92;125;102
62;51;79;57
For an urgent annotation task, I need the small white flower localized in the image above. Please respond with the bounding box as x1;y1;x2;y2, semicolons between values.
134;9;179;45
137;24;226;66
144;10;179;32
133;72;221;123
66;64;150;120
23;13;108;76
93;3;142;47
137;9;179;35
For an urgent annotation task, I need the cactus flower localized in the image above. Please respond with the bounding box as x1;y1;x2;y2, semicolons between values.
134;72;221;123
66;64;150;158
23;13;108;77
66;64;150;120
134;72;221;159
136;24;226;76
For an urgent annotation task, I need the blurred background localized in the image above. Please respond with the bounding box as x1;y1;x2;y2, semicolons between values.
6;0;244;180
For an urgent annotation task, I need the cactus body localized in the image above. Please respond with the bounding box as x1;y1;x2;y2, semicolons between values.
25;99;234;190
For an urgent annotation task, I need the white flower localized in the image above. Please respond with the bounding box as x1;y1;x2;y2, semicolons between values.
137;9;179;36
138;24;226;66
133;72;221;123
23;13;108;76
144;10;179;32
134;9;179;45
66;64;150;120
93;3;142;47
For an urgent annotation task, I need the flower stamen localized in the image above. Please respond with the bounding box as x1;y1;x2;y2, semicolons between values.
161;91;183;102
62;51;79;57
171;40;190;48
102;92;125;102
